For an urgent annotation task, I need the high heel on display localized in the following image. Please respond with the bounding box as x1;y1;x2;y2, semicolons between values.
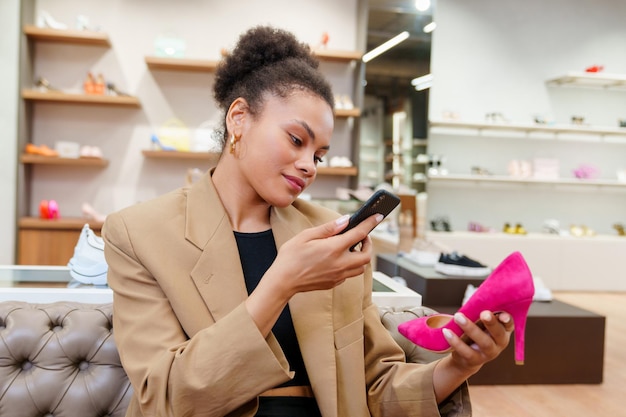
398;251;534;365
150;134;177;151
37;11;68;30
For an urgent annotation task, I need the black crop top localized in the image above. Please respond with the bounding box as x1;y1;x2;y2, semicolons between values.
233;230;311;387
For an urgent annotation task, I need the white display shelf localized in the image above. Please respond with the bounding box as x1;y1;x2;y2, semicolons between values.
371;271;422;308
426;231;626;291
429;119;626;141
427;173;626;188
546;72;626;89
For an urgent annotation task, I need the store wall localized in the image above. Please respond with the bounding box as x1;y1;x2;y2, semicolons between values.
427;0;626;234
0;0;21;264
25;0;360;221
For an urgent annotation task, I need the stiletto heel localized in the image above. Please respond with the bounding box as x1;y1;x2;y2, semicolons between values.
150;134;177;151
398;251;534;365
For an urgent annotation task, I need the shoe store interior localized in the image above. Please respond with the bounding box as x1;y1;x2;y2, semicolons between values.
1;0;625;415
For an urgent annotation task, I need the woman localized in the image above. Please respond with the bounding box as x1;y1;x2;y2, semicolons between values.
103;25;513;417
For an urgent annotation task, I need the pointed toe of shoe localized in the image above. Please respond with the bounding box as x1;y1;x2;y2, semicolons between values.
398;314;454;352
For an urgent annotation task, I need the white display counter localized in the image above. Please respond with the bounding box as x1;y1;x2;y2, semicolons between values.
0;266;422;307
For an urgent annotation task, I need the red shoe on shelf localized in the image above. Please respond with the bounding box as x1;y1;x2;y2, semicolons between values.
584;65;604;73
39;199;60;219
26;143;59;157
398;251;535;365
84;72;96;94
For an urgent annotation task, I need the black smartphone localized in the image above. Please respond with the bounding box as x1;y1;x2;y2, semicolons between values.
340;189;401;239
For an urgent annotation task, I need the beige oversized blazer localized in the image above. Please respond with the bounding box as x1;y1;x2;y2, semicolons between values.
103;171;443;417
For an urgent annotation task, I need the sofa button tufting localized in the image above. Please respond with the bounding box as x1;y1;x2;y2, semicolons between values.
78;360;90;371
21;361;33;371
52;325;63;332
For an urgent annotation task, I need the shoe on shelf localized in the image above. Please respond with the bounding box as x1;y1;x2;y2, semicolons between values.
430;216;452;232
35;77;61;92
106;82;131;97
82;202;107;223
329;156;353;168
26;143;59;157
401;238;450;267
68;224;108;286
398;251;535;365
79;145;103;159
515;223;527;235
542;219;561;235
468;221;495;233
569;224;595;237
435;251;491;277
347;186;374;202
37;11;68;30
150;134;177;151
503;222;523;234
84;72;96;94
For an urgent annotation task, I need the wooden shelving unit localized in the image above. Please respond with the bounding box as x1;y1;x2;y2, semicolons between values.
20;154;109;167
18;217;104;265
317;166;358;176
22;89;141;107
334;108;361;118
144;48;363;71
313;49;363;63
141;150;219;160
23;25;111;46
144;56;362;119
142;151;356;176
144;56;220;72
19;216;103;230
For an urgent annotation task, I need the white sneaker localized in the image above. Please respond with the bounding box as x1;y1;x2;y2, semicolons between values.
68;224;108;285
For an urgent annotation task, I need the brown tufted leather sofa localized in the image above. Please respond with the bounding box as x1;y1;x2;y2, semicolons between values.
0;301;132;417
0;302;470;417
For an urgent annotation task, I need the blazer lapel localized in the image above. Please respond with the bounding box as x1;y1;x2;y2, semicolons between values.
272;207;338;417
185;172;248;322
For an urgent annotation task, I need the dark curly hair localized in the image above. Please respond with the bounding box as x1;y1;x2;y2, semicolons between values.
213;26;334;142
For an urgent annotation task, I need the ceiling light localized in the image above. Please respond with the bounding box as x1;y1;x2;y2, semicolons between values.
415;0;431;12
362;31;410;63
411;73;434;91
423;22;437;33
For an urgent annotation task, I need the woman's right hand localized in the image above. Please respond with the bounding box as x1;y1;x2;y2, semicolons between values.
271;213;383;295
245;214;382;336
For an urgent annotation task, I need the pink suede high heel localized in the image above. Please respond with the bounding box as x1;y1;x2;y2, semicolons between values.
398;251;534;365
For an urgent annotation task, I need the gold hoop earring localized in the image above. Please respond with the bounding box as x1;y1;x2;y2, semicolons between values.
229;134;237;154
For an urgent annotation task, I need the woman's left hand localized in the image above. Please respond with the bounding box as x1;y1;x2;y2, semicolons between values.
432;310;513;403
446;310;514;371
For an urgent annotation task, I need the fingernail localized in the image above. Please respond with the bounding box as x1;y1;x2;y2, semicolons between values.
335;215;349;226
454;312;467;325
443;328;453;340
480;311;492;322
375;214;384;223
499;313;511;324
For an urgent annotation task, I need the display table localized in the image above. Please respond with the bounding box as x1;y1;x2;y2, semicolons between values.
0;265;112;303
376;253;486;306
437;301;605;385
375;253;606;385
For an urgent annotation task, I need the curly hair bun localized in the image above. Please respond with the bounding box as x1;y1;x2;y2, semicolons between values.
213;25;334;140
232;25;318;74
